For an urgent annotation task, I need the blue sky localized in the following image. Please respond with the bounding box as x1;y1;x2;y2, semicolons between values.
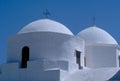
0;0;120;63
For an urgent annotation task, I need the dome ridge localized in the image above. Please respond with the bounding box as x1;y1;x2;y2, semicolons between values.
18;19;73;35
77;26;118;44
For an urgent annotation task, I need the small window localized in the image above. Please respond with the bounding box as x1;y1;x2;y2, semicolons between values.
119;56;120;67
75;50;82;69
21;46;29;68
84;56;86;67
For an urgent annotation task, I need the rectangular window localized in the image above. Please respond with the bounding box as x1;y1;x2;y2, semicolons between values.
84;56;86;67
118;56;120;67
75;50;82;69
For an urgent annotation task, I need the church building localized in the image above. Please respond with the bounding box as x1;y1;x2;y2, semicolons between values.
0;18;120;81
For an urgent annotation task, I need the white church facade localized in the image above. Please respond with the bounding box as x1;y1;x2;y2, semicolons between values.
0;18;120;81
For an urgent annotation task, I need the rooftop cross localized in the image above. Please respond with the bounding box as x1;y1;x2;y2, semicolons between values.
93;16;96;26
43;9;50;19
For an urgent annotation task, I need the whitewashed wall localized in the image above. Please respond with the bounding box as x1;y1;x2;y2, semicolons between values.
85;44;118;68
7;32;84;72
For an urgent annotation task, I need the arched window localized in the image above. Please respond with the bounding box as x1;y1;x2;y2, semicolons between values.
21;46;29;68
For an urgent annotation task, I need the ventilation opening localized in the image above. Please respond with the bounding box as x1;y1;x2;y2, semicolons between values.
75;50;82;69
21;46;29;68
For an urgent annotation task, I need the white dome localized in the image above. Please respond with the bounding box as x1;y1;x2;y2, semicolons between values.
77;26;118;44
18;19;73;35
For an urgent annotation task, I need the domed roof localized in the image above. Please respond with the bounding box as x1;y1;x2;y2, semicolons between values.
77;26;118;44
18;19;73;35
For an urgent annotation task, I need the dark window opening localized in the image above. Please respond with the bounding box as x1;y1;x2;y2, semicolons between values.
75;50;82;69
21;46;29;68
84;56;86;67
118;56;120;67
